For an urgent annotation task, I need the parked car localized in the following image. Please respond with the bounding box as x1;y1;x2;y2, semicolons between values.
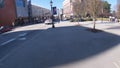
44;18;52;25
0;26;12;34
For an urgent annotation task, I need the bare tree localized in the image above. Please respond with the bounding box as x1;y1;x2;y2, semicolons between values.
73;0;87;17
71;0;88;25
86;0;102;30
117;4;120;18
72;1;80;16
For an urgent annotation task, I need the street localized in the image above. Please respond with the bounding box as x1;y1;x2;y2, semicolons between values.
0;21;120;68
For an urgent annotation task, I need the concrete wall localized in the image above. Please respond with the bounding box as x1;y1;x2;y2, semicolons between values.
0;0;16;26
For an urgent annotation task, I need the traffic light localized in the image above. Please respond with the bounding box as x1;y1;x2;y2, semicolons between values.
52;7;57;15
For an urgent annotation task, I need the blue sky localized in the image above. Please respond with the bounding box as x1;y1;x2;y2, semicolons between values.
32;0;117;10
32;0;64;9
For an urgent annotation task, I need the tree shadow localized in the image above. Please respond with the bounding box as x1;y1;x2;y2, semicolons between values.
0;30;43;60
38;26;120;68
0;25;120;68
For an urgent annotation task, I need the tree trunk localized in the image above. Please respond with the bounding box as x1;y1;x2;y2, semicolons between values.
93;18;96;30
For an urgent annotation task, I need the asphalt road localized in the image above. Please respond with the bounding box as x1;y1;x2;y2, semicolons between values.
0;21;120;68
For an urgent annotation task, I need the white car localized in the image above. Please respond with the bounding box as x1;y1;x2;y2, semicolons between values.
44;19;52;25
0;26;4;30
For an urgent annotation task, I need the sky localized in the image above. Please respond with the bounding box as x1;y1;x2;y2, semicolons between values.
32;0;64;9
32;0;117;10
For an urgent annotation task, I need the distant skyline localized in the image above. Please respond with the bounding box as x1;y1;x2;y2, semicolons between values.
32;0;117;10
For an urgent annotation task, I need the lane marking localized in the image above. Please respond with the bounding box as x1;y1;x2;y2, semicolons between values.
0;38;16;46
0;33;28;46
113;62;120;68
18;33;28;37
18;37;26;41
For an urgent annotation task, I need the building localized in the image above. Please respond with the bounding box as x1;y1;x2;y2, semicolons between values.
63;0;73;18
59;8;63;20
0;0;51;26
0;0;16;26
63;0;84;18
0;0;28;26
31;5;51;18
15;0;28;18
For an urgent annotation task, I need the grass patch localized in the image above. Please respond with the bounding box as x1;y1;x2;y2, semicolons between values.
97;18;109;21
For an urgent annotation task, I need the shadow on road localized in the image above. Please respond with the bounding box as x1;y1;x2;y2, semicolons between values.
0;30;43;60
0;25;120;68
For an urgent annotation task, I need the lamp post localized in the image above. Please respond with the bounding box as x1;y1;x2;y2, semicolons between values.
50;0;55;28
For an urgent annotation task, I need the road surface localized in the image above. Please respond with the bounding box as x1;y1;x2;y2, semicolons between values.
0;21;120;68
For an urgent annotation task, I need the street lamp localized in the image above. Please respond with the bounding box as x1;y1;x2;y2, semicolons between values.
50;0;55;28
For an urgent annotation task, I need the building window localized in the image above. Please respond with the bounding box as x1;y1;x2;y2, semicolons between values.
16;0;25;7
0;0;4;8
23;0;25;7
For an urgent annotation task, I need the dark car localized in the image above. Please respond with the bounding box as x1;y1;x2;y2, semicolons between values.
0;26;13;34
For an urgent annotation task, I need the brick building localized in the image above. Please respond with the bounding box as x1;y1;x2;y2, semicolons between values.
63;0;84;18
0;0;28;26
63;0;73;18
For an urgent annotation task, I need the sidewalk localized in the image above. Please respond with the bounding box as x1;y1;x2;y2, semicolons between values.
2;21;120;36
79;21;120;36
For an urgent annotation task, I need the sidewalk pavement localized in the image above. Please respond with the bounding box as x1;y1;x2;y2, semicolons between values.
2;21;120;36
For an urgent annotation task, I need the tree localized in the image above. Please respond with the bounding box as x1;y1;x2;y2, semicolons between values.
101;1;111;17
117;4;120;18
72;0;81;16
73;0;87;17
103;1;111;13
86;0;102;30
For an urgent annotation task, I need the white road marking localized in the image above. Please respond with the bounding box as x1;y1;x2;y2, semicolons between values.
18;33;28;37
0;38;16;46
113;62;120;68
0;33;28;46
19;37;26;40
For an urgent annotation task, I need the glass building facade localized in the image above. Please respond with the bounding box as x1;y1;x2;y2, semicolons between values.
0;0;4;8
15;0;25;7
